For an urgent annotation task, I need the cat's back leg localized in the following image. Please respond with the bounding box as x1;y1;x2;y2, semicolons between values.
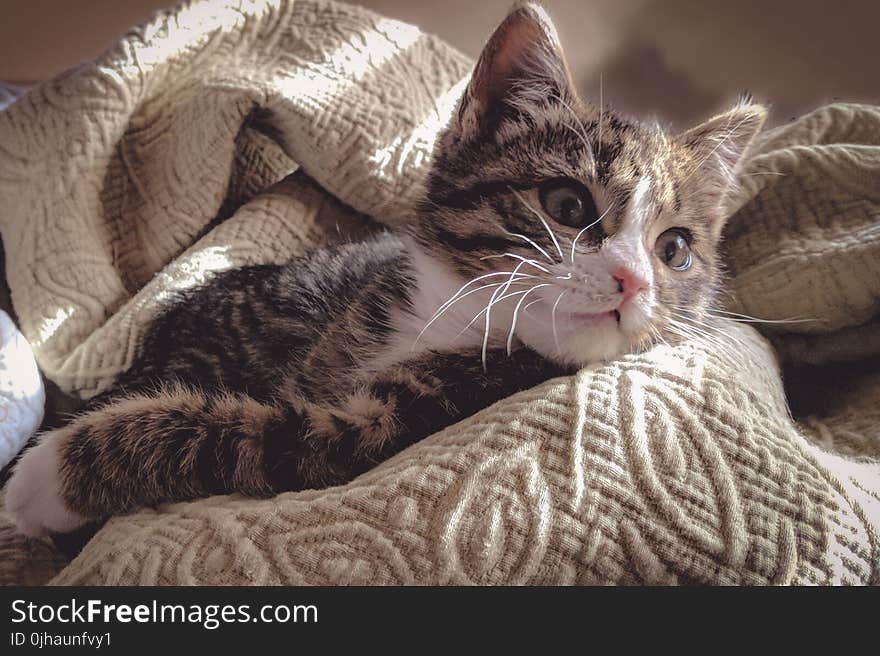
5;348;564;536
4;385;296;535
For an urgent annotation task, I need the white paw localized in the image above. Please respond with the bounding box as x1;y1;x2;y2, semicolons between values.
4;431;87;537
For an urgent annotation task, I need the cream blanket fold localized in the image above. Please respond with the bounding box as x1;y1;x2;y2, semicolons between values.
0;0;877;585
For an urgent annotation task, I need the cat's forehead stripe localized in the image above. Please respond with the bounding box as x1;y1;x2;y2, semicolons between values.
627;176;653;229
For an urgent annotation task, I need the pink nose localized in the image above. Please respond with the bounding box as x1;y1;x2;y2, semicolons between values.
612;268;648;303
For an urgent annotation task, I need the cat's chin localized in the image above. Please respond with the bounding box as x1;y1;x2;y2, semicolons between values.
518;317;630;367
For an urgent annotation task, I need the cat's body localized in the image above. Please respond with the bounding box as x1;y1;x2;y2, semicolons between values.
5;3;766;536
9;231;568;534
108;230;565;431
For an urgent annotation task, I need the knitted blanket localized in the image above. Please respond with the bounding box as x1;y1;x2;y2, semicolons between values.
0;0;877;585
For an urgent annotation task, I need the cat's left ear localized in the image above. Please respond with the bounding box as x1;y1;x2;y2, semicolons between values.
677;101;768;196
453;2;577;140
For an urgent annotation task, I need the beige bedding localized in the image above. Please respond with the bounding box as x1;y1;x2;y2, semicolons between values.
0;0;877;585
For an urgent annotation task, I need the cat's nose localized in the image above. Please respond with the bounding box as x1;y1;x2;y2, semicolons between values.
611;268;648;303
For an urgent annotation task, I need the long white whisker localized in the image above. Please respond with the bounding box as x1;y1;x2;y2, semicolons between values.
482;260;529;369
570;226;592;266
666;316;742;363
701;307;817;324
431;270;524;316
456;289;530;340
510;188;564;262
480;253;551;274
428;270;536;322
413;271;534;349
413;281;519;349
667;322;716;351
506;283;553;355
504;230;555;264
569;204;613;265
668;309;811;364
522;296;548;322
648;323;669;349
413;280;524;346
689;319;756;357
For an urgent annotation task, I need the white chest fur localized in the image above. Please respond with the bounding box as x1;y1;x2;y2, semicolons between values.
364;236;521;373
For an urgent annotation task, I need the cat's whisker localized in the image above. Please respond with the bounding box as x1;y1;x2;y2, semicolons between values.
509;188;565;262
673;323;740;359
522;296;548;322
699;306;818;324
667;324;712;353
482;259;531;369
413;270;536;349
636;328;656;354
668;307;819;364
569;226;591;266
423;273;522;323
645;323;668;351
434;279;530;322
551;290;566;355
655;323;671;348
503;230;555;264
456;288;531;341
428;270;537;321
666;315;743;363
666;322;723;356
692;320;758;357
569;204;613;265
506;283;553;355
480;253;551;274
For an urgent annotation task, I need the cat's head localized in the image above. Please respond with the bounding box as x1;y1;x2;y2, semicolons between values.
411;2;766;366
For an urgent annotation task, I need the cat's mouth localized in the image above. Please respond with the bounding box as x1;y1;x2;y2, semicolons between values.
566;309;621;324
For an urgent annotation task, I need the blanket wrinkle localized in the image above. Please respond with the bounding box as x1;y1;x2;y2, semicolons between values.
0;0;877;585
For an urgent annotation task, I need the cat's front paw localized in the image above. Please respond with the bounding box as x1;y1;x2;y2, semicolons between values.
4;431;87;537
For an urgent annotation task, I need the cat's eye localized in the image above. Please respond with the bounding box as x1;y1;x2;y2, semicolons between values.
538;179;600;228
655;229;692;270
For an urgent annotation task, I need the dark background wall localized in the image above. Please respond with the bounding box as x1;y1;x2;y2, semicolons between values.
1;0;878;128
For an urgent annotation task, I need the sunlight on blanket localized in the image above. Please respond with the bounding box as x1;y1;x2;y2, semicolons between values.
116;0;257;75
151;245;235;306
33;247;235;348
273;18;420;106
369;76;470;179
35;306;75;347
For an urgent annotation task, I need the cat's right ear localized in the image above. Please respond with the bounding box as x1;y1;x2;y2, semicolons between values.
452;2;576;141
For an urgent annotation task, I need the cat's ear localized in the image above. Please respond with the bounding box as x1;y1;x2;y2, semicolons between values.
453;2;576;140
677;101;768;193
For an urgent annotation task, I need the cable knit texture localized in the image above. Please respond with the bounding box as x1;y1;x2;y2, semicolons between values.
0;0;877;585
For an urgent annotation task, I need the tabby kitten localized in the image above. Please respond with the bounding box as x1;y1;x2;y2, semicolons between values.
6;3;765;536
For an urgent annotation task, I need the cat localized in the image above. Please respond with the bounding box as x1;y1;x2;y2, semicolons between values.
5;2;765;536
